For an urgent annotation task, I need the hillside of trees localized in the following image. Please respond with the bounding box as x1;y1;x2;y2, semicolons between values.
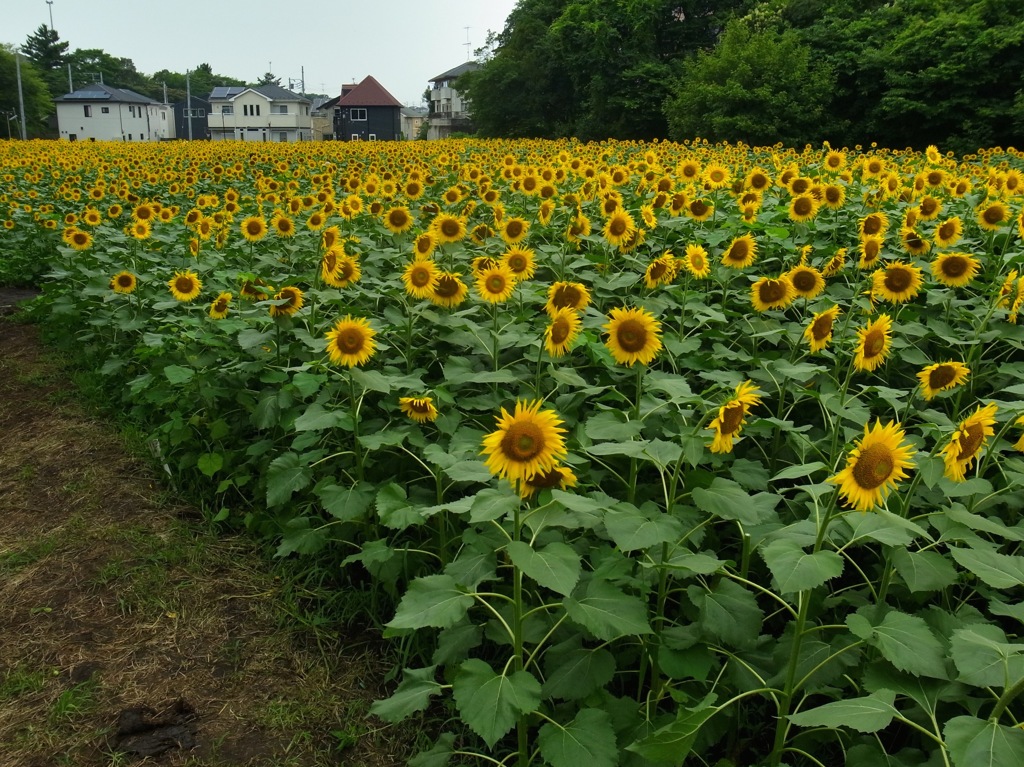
459;0;1024;153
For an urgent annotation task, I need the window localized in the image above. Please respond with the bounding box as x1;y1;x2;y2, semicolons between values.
221;105;233;115
255;104;261;116
101;106;109;114
127;133;132;140
351;133;360;141
83;105;92;117
273;105;288;115
185;108;206;118
351;108;367;121
277;131;288;142
368;134;376;141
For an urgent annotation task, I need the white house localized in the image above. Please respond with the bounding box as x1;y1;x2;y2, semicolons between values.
427;62;479;140
207;85;312;142
55;84;175;142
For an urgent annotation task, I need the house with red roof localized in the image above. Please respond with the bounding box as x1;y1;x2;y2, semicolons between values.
327;76;403;141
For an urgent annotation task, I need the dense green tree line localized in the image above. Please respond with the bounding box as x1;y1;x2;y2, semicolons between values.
461;0;1024;152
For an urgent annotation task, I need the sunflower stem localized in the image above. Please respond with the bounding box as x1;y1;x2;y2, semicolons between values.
348;372;364;483
511;493;529;767
627;364;644;504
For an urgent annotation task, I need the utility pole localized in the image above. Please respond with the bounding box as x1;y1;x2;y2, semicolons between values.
47;0;54;30
186;70;193;141
15;51;27;139
464;27;472;60
67;62;73;93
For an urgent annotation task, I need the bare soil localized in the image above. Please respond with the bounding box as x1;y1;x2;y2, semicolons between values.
0;317;411;766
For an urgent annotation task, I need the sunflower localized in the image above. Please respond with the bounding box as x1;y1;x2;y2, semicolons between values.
545;281;591;316
471;223;494;245
481;399;568;484
977;200;1010;231
644;254;678;289
858;236;884;269
859;212;889;239
383;206;414;235
853;314;893;372
322;225;342;250
432;213;466;244
402;259;440;299
872;262;923;303
503;246;537;280
828;421;915;511
750;275;796;312
566;212;592;243
545;307;582;357
898;226;930;256
500;217;530;244
999;270;1020;309
943;403;998;482
602;210;636;247
429;271;469;309
399;396;439;423
788;194;820;223
208;292;232;320
325;316;377;367
271;212;296;238
323;255;361;289
132;203;155;222
931;252;980;288
804;305;840;353
66;228;93;250
917;361;970;400
472;255;500;276
682;244;711;279
167;270;202;302
476;264;517;303
822;184;846;210
110;271;137;294
130;220;152;240
686;198;714;222
239;278;272;302
604;306;662;367
702;162;731;190
267;286;303;317
518;465;577;498
413;231;438;258
822;248;847;277
786;264;825;299
721;233;757;269
707;380;763;454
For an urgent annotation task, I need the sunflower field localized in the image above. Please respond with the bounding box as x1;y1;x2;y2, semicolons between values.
3;136;1024;767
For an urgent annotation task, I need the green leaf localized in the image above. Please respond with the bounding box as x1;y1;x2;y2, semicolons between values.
348;366;392;393
507;540;581;597
643;439;683;469
891;549;958;592
197;452;223;478
564;580;653;641
387;575;473;630
693;579;764;649
626;702;716;762
444;460;492;483
294;402;350;432
369;666;442;723
266;452;311;507
376;483;422;530
604;504;683;552
274;517;325;557
692;478;781;525
587;440;650;458
788;690;898;733
452;659;541;748
163;364;194;384
950;625;1024;688
408;733;455;767
542;647;616;700
760;540;844;594
947;505;1024;542
868;611;947;678
945;716;1024;767
537;708;618;767
951;546;1024;588
290;371;324;398
771;462;827;482
317;481;374;522
584;411;644;441
469;487;520;523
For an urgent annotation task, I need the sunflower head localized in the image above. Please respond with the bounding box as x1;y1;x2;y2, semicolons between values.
750;275;796;312
707;380;763;454
325;316;377;367
208;292;232;320
804;305;840;353
603;306;663;367
481;399;568;485
110;271;137;294
168;270;202;302
853;314;893;373
399;396;439;423
518;466;578;498
931;252;979;288
269;286;304;317
828;420;916;511
786;264;825;299
546;281;591;316
942;403;998;482
429;271;469;309
872;262;923;303
545;307;582;358
403;259;439;299
503;246;536;280
722;234;757;269
917;361;970;400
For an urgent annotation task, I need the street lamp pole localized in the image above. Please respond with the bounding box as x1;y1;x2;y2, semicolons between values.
15;51;27;140
47;1;55;30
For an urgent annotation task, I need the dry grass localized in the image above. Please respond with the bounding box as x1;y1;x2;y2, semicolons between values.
0;319;415;766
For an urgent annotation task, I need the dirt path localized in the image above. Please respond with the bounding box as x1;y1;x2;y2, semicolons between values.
0;317;408;766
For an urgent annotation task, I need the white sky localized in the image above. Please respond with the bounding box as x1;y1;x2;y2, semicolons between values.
5;0;518;105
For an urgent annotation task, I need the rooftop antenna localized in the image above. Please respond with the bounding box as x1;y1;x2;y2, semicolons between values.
464;27;472;60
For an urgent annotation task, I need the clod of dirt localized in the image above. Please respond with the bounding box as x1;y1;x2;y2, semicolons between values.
110;698;198;758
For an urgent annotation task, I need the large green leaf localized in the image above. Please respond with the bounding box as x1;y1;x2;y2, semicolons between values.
788;689;898;733
849;610;947;678
564;580;653;641
542;647;616;700
376;483;422;530
945;716;1024;767
293;402;350;432
163;364;194;384
537;708;618;767
369;666;442;723
196;452;223;478
950;625;1024;688
692;579;764;649
507;540;581;597
760;539;843;594
317;481;374;522
387;575;473;630
266;452;312;507
604;504;683;552
452;659;541;748
950;546;1024;588
692;478;781;525
626;701;717;763
891;548;958;592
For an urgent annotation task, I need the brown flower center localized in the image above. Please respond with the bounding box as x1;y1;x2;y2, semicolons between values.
720;402;746;435
811;314;834;342
550;317;571;345
954;422;985;462
928;365;958;390
411;265;432;287
689;200;709;217
486;275;507;294
726;240;750;263
863;215;883;235
501;422;544;461
793;197;813;216
389;210;409;228
175;277;194;294
884;266;913;293
552;285;582;309
608;217;627;237
939;256;968;278
508;255;528;273
791;178;810;194
528;468;565;489
416;237;433;254
337;328;365;353
505;220;524;239
791;269;818;293
440;219;461;237
616;319;648;353
903;231;925;250
852;443;895;490
213;298;228;313
863;327;886;358
983;206;1005;225
758;280;787;304
937;221;957;240
648;261;668;280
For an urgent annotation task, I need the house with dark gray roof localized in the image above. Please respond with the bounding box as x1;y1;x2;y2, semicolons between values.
207;85;312;142
54;83;175;142
427;62;479;140
331;76;403;141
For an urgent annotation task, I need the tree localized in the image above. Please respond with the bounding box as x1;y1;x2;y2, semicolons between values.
21;24;69;96
256;71;281;87
664;18;837;147
0;45;54;138
67;48;156;97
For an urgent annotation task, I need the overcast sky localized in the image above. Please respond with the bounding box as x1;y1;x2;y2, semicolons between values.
6;0;518;105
